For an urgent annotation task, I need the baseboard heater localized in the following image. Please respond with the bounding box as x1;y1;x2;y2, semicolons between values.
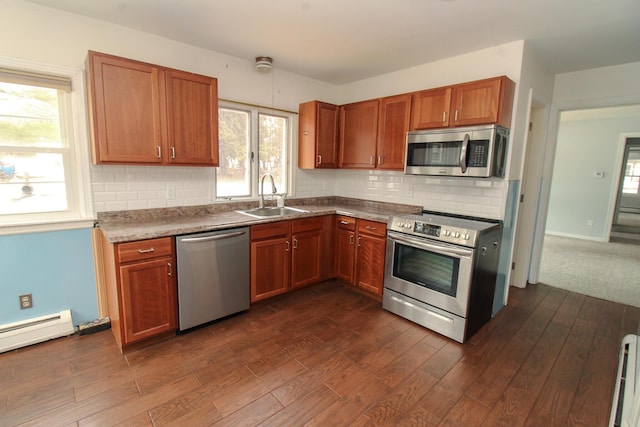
0;310;75;353
610;333;640;427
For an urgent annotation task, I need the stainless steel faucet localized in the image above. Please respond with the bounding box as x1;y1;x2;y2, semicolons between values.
259;173;277;208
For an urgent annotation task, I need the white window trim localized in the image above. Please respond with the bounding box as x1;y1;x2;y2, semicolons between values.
0;56;94;236
216;100;296;201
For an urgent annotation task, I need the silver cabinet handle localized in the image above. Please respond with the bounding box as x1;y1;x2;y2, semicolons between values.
168;262;172;277
156;146;161;158
349;235;354;245
171;146;176;159
138;247;155;254
293;238;298;249
357;236;361;247
454;109;459;122
442;111;446;123
340;220;350;225
317;154;322;165
365;226;377;231
369;156;374;165
286;241;290;252
378;156;382;166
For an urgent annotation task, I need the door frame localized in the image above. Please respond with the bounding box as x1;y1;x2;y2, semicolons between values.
528;96;640;284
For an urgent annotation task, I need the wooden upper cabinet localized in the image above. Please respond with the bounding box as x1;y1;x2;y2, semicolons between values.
298;101;339;169
86;51;219;166
410;87;452;130
87;52;165;164
339;99;379;168
165;69;219;166
410;76;515;130
450;76;515;128
377;94;411;170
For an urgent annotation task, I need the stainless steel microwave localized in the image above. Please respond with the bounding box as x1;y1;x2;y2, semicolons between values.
404;124;508;178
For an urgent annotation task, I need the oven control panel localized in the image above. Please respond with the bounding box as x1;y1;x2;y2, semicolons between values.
389;217;478;247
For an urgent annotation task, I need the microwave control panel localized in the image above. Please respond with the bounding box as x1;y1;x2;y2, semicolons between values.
467;140;489;167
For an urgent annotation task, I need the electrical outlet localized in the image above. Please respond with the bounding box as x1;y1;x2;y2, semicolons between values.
19;294;32;309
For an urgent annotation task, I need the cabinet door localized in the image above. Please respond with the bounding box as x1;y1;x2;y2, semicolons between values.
119;257;176;344
291;229;323;288
377;94;411;170
450;77;515;127
87;52;165;164
298;101;338;169
251;236;290;302
339;99;379;168
335;227;356;284
410;87;452;130
355;233;386;295
165;70;219;166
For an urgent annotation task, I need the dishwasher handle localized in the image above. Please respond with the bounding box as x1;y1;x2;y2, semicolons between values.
180;230;246;243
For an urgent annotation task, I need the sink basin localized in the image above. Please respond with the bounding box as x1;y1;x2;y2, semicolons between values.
235;206;309;218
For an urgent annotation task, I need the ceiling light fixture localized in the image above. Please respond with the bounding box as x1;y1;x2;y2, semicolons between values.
255;56;273;72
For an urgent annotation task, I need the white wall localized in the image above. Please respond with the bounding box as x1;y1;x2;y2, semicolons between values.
326;41;527;219
1;0;340;212
546;115;640;240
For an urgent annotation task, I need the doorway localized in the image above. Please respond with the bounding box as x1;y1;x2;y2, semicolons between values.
612;138;640;238
534;106;640;306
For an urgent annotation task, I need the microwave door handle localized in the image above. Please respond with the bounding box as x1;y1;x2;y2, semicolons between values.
460;133;470;174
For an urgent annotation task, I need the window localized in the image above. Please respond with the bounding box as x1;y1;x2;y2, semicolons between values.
0;59;92;233
622;147;640;195
216;101;293;199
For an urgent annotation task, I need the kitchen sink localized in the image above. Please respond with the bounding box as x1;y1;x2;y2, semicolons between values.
235;206;310;218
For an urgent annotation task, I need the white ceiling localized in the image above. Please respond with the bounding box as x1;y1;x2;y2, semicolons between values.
25;0;640;84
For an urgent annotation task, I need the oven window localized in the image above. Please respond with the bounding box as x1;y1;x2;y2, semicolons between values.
393;242;459;297
407;142;462;167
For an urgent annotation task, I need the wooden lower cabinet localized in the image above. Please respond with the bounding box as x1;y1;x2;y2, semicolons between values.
250;216;327;302
335;215;356;283
335;216;386;296
100;235;177;350
291;218;323;288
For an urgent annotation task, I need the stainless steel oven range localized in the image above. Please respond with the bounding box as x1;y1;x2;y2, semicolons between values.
383;211;502;343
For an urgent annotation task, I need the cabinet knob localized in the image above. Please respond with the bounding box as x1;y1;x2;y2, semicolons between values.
304;131;309;136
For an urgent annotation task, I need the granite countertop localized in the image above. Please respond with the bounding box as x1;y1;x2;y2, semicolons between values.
97;197;422;243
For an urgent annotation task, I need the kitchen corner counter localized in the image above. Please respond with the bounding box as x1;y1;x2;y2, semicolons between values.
97;197;422;243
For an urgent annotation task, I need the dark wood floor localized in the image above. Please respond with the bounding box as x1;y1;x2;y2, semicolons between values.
1;280;639;427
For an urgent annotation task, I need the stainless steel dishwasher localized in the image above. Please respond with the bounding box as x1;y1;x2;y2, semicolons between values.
176;227;250;331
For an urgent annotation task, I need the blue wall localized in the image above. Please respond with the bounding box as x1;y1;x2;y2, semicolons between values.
0;228;98;327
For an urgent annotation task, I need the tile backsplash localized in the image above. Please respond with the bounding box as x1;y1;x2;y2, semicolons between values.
91;165;507;220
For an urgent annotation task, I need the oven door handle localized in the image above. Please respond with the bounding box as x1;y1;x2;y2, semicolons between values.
388;231;473;258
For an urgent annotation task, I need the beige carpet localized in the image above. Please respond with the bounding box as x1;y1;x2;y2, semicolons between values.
538;234;640;307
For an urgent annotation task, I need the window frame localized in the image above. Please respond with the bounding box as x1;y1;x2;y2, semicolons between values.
0;57;93;235
216;100;295;201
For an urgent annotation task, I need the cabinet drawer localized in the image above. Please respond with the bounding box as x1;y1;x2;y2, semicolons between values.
117;237;173;263
358;219;386;237
251;221;292;241
292;216;323;233
336;215;356;231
